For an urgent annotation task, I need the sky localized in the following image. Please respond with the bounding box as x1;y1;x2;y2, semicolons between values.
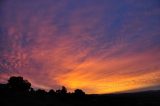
0;0;160;94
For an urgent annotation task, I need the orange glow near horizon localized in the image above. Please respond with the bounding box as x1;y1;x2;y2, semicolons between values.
55;70;160;94
54;53;160;94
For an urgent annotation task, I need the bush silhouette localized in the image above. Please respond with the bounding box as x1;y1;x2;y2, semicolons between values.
36;89;47;96
74;89;85;96
56;86;67;95
61;86;67;94
7;76;31;92
48;89;56;95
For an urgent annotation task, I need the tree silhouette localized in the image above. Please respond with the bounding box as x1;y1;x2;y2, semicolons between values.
48;89;56;95
56;86;67;95
36;89;47;96
74;89;85;96
7;76;31;92
61;86;67;94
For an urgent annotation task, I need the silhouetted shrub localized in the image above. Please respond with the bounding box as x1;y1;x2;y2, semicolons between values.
56;86;67;95
61;86;67;94
74;89;85;96
35;89;47;97
7;76;31;92
48;89;56;95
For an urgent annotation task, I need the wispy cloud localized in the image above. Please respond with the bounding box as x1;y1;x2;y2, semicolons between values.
0;0;160;93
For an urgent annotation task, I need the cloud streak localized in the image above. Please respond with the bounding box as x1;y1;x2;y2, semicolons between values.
0;0;160;93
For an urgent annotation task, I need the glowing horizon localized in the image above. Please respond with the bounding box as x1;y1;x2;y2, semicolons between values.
0;0;160;94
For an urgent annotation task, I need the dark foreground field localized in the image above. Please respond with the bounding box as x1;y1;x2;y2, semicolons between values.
0;76;160;106
1;90;160;106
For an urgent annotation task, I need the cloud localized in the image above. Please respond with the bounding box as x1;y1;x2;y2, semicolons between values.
0;0;160;93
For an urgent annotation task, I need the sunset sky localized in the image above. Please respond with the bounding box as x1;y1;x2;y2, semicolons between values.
0;0;160;94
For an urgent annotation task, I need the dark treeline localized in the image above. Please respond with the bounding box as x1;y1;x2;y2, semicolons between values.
0;76;85;96
0;76;160;106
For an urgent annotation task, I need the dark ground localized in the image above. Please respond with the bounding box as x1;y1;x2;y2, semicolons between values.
0;90;160;106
